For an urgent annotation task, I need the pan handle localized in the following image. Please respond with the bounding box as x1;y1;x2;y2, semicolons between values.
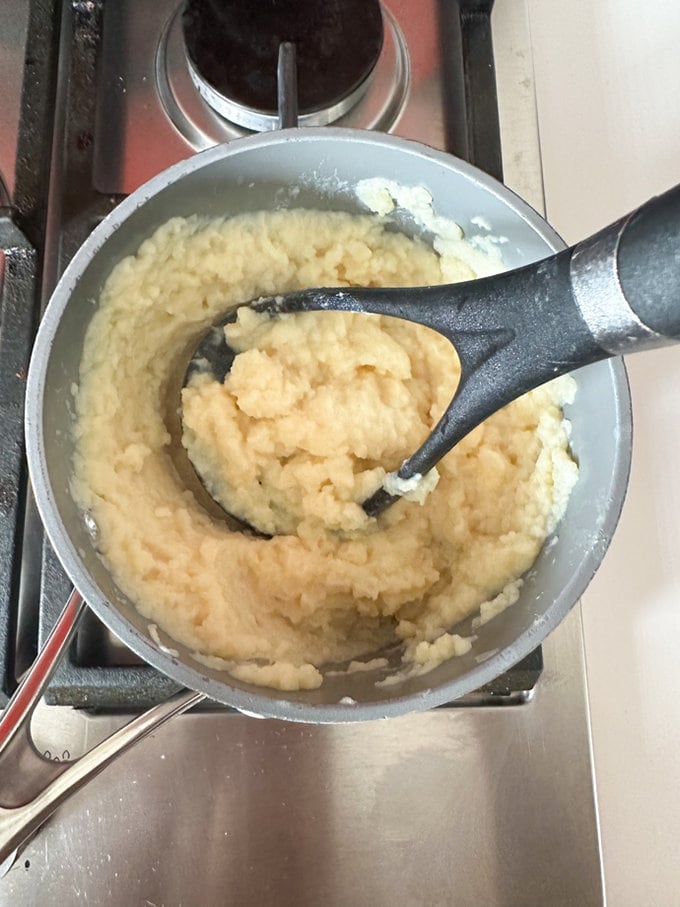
0;589;205;867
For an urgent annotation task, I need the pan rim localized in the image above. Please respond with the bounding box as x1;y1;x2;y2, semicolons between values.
24;128;632;722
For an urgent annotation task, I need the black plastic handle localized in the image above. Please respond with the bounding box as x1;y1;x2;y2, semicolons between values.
618;183;680;339
567;182;680;356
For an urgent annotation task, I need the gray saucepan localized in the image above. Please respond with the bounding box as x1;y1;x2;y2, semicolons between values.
25;129;633;720
0;129;632;861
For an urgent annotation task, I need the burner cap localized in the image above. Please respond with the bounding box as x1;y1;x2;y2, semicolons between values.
182;0;384;128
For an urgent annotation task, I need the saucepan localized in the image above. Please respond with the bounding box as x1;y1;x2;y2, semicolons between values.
0;129;632;862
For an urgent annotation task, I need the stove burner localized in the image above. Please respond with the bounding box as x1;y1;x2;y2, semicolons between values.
182;0;384;129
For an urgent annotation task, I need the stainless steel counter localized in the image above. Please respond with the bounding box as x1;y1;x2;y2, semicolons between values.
1;609;603;907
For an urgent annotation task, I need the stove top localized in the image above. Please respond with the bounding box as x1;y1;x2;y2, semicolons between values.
2;0;536;711
0;1;605;903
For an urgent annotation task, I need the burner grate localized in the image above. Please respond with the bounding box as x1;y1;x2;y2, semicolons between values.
0;0;61;705
0;221;36;706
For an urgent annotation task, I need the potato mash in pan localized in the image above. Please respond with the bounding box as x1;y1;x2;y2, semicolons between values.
73;209;577;691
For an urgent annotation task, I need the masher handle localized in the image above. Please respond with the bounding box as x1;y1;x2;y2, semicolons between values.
570;182;680;356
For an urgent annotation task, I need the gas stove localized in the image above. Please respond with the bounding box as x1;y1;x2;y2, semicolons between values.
0;1;605;903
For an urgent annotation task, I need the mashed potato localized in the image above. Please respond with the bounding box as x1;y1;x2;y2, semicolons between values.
181;307;456;536
72;209;577;691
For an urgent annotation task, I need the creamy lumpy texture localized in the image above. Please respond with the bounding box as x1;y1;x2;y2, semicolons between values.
73;209;578;691
182;307;454;536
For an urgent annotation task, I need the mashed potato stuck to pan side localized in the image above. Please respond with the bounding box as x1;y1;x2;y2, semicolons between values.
72;209;578;691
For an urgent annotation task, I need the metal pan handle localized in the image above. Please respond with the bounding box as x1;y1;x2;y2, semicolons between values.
0;590;205;868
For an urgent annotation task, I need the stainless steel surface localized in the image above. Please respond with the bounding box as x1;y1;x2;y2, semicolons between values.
188;55;374;130
25;127;631;721
276;43;298;130
0;0;30;202
95;0;430;194
0;590;205;863
571;213;666;354
0;609;604;907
